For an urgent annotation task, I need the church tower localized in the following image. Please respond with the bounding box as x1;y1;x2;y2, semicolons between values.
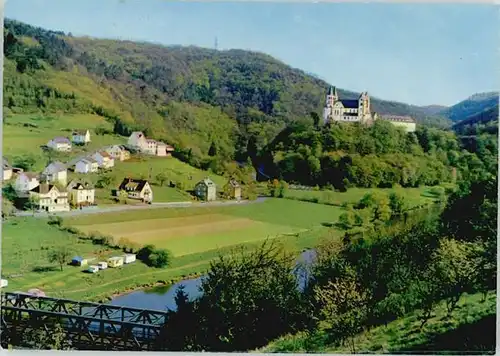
358;91;372;123
323;86;338;124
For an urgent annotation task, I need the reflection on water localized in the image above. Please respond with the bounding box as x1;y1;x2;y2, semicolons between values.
110;277;204;311
110;250;316;311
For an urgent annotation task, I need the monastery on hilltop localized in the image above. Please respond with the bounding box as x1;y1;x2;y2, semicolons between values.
322;86;416;132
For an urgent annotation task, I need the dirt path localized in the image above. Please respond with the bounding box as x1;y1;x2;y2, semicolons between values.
14;197;268;218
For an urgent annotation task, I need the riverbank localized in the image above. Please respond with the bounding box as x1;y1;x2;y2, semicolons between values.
94;272;205;304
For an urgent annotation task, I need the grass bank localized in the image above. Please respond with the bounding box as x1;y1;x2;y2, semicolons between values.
260;291;496;354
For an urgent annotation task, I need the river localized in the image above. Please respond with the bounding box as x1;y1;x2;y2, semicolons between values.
109;249;317;311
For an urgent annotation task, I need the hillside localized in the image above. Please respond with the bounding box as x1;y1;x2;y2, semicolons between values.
438;92;499;122
452;105;499;132
4;18;455;169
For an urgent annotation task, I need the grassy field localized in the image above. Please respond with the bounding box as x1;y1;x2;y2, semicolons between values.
260;291;496;354
69;199;342;256
2;199;340;301
283;185;444;208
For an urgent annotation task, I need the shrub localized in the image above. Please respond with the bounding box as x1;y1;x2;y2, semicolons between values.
47;215;63;227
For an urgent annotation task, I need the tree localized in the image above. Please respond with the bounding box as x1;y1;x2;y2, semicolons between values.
21;323;71;350
24;195;39;216
48;246;73;272
310;112;320;128
277;180;288;198
13;154;37;171
208;142;217;157
96;174;113;188
338;205;356;230
388;192;406;217
156;172;168;187
314;267;369;353
431;238;480;314
148;249;172;268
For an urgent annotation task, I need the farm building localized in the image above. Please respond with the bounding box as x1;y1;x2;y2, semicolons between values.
97;262;108;270
74;158;99;174
42;161;68;186
3;158;13;181
117;178;154;203
14;172;40;194
67;180;95;207
29;183;70;213
87;265;99;274
72;256;88;266
1;279;8;288
123;254;136;264
72;129;91;145
195;177;217;201
92;151;115;169
47;137;72;152
224;178;242;200
108;256;124;268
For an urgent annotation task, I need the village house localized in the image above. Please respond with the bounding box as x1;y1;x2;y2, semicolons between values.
165;144;175;157
47;137;72;152
15;172;40;194
195;177;217;202
74;157;99;174
127;132;174;157
29;183;70;213
71;129;91;145
67;180;95;207
127;131;148;151
92;151;115;169
153;142;175;157
105;145;131;161
224;178;242;200
116;178;154;203
42;161;68;186
3;158;13;181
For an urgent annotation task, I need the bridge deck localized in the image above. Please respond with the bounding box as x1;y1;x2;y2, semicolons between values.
1;292;171;350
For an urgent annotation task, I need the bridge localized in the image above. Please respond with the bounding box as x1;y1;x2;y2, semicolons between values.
0;292;171;350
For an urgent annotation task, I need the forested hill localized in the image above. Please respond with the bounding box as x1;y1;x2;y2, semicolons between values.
438;92;499;122
4;19;451;139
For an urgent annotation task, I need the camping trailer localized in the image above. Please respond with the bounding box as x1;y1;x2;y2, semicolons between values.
97;262;108;270
0;279;8;288
87;265;99;274
72;256;88;266
108;256;124;268
123;254;136;264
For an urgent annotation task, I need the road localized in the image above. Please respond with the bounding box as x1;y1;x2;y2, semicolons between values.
14;197;268;218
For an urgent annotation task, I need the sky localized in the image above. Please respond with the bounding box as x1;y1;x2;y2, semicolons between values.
4;0;498;107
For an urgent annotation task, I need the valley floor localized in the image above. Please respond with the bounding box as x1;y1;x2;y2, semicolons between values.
2;198;339;301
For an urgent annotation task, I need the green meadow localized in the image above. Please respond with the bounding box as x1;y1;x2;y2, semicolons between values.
2;199;340;301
